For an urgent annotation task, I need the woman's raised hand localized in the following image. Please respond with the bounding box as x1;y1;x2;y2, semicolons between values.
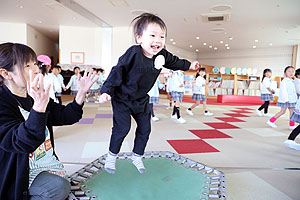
27;70;50;113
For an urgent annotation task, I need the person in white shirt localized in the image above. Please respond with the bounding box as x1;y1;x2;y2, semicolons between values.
86;68;100;103
37;55;60;103
186;68;213;116
148;78;165;122
267;66;297;129
66;67;80;96
171;70;186;123
256;69;275;117
51;66;65;104
294;68;300;99
166;70;174;109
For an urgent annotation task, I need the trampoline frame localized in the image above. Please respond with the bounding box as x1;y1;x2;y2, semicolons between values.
68;151;226;200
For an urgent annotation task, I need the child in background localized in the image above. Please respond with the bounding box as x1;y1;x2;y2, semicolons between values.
267;66;297;129
284;96;300;150
66;66;80;96
171;70;186;123
37;55;60;103
86;68;100;102
99;13;199;174
294;68;300;99
256;68;275;117
51;66;64;104
148;78;165;122
186;68;213;116
166;70;173;109
97;68;105;89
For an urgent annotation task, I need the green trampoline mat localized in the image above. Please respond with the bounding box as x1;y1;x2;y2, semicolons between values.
80;158;210;200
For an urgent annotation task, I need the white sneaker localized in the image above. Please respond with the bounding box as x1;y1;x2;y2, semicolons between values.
166;107;172;110
85;98;89;103
267;120;277;128
263;113;272;117
171;115;177;119
186;109;194;116
177;117;186;124
152;116;160;122
289;125;297;130
256;109;262;117
204;112;214;116
284;140;300;150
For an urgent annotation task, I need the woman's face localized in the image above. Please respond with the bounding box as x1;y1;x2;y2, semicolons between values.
265;71;272;78
13;60;39;88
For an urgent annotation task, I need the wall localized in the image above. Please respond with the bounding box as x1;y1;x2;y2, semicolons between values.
198;46;293;77
59;26;102;66
0;22;27;44
26;25;58;65
111;26;135;66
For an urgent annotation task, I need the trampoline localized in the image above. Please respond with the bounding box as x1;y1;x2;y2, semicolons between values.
68;151;226;200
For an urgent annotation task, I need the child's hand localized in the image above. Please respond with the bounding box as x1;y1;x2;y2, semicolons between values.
99;93;111;103
190;61;200;70
63;88;67;92
77;70;98;94
27;70;50;113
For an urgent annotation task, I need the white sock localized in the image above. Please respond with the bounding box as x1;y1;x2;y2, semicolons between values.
104;151;117;174
131;153;146;174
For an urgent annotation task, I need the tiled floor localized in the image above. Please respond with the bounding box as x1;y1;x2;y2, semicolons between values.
55;95;300;200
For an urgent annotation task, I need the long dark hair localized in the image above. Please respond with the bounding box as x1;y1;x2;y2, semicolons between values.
0;43;36;86
195;68;206;80
295;68;300;78
131;13;167;43
262;68;272;82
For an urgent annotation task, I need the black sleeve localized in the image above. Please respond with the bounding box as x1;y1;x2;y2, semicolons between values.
161;49;191;71
46;98;84;126
0;107;47;153
100;48;134;96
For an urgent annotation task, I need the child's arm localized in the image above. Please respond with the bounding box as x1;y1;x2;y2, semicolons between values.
99;58;129;103
65;76;73;90
161;49;199;71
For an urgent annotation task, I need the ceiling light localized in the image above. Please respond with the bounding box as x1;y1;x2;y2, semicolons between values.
209;45;213;48
196;37;200;40
255;40;258;42
229;37;233;40
196;49;199;52
214;47;218;50
189;45;193;48
253;45;257;48
225;44;229;47
170;38;174;42
220;41;224;44
226;47;230;49
269;43;273;46
36;20;42;24
203;43;207;45
172;42;176;45
210;4;232;12
16;5;24;9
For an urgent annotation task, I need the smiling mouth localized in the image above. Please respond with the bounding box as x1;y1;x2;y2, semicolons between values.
151;45;160;50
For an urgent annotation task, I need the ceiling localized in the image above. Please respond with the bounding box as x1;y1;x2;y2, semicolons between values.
0;0;300;53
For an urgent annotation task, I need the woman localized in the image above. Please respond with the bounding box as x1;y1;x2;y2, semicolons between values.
0;43;96;200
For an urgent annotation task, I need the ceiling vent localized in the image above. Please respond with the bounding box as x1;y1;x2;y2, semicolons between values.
201;13;231;22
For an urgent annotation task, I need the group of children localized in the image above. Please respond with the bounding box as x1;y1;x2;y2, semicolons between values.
148;68;213;124
35;56;106;104
257;66;300;150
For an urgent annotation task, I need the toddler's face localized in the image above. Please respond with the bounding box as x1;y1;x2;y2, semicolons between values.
285;68;295;78
136;23;166;58
265;71;272;78
199;71;206;77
